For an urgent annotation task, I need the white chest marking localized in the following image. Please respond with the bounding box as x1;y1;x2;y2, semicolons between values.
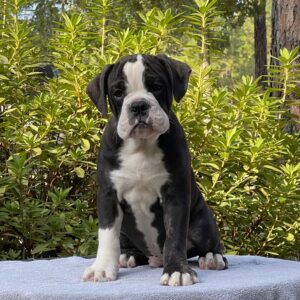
110;139;169;256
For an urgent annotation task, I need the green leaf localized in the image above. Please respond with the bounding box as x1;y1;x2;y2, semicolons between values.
0;55;8;64
32;244;52;254
0;74;9;80
286;233;295;242
29;125;39;132
32;147;42;156
74;167;85;178
65;225;73;233
81;138;90;152
201;162;220;170
264;165;282;173
212;173;220;186
280;48;290;59
225;127;239;147
0;185;7;196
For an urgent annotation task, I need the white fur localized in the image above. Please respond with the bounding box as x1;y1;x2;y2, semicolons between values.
82;207;123;282
160;272;198;286
215;253;226;270
117;55;169;140
123;55;145;93
119;254;136;268
169;272;181;286
198;252;225;270
160;273;170;285
110;138;169;258
182;273;194;285
119;254;128;267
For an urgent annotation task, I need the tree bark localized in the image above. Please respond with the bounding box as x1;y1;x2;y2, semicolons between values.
271;0;300;132
271;0;300;58
254;0;267;85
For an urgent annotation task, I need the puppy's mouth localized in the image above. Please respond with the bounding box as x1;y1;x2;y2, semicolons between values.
130;121;154;137
133;121;150;130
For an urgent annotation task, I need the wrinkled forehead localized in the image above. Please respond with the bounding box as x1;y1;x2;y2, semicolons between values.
108;54;168;91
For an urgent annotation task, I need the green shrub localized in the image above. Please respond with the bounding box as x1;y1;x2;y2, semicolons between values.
0;0;299;260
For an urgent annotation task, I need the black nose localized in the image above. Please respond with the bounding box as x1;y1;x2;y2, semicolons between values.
130;101;150;117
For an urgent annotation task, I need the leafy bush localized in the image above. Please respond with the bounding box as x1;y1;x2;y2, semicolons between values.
0;0;299;260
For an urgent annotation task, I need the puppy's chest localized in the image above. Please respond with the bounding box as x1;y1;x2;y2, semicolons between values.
110;142;169;206
110;141;169;255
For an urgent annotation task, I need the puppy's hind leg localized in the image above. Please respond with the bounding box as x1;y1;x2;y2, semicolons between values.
188;195;228;271
119;232;148;268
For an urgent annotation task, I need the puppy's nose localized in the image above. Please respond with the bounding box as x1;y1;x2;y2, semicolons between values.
130;101;150;117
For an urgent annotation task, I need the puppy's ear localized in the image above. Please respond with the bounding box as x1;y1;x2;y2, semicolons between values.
157;54;191;102
86;64;114;115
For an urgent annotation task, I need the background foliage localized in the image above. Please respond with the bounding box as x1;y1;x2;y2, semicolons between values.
0;0;299;260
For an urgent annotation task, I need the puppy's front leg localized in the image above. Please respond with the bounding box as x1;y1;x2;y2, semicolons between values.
160;190;198;286
83;189;123;282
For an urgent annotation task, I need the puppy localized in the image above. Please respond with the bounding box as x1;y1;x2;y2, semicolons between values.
83;54;226;286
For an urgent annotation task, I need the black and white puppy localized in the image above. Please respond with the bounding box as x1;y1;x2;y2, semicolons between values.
83;54;227;286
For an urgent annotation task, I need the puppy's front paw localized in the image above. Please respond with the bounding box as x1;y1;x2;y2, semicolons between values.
82;262;118;282
160;265;198;286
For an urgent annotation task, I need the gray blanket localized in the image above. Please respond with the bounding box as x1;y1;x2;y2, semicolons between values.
0;255;299;300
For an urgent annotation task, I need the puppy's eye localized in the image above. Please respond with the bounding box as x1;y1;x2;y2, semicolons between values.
113;90;123;99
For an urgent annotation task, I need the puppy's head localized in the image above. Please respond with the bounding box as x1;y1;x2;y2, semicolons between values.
87;54;191;140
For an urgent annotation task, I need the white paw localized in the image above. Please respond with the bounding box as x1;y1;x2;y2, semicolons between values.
199;252;225;270
82;262;118;282
160;271;198;286
148;256;163;267
118;254;136;268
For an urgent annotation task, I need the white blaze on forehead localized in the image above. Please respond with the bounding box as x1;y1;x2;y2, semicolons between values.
123;55;145;93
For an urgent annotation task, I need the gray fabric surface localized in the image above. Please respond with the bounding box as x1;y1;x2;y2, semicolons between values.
0;255;299;300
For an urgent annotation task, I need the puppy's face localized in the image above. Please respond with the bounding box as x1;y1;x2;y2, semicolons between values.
87;54;191;141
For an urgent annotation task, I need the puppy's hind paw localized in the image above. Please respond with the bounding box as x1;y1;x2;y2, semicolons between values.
118;254;137;268
198;252;227;270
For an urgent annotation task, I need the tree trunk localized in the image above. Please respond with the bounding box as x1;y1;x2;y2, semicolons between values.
271;0;300;132
271;0;300;58
254;0;267;85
